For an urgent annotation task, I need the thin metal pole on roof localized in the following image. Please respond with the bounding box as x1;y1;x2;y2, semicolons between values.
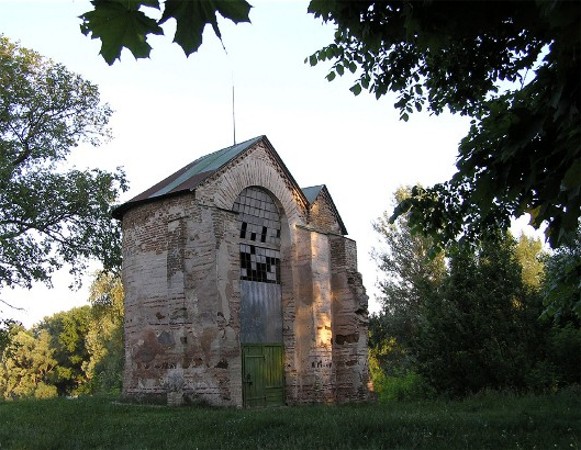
226;46;236;146
232;77;236;145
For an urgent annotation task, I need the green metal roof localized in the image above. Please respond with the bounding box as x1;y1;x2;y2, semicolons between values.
149;136;263;199
302;185;324;204
113;135;309;219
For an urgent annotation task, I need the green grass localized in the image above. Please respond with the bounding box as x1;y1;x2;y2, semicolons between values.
0;389;579;449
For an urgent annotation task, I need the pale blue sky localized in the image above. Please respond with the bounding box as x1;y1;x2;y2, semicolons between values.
1;0;477;326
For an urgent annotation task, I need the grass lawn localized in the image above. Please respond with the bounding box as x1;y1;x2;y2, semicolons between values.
0;389;579;449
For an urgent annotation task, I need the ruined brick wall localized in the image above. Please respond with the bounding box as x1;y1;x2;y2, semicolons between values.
308;189;343;235
122;194;242;406
330;236;370;403
121;140;370;406
288;225;370;405
302;184;370;403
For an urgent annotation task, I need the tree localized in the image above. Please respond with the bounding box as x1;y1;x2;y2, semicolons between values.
541;225;581;322
369;188;445;400
84;272;124;394
371;187;577;396
0;36;127;293
0;273;125;398
514;234;546;293
0;318;21;355
370;187;445;368
0;328;57;400
417;234;547;395
306;1;580;250
37;307;92;395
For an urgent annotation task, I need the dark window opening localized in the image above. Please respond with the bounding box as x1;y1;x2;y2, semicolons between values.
239;244;280;284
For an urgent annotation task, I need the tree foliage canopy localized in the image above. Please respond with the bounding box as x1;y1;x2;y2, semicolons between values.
307;0;580;249
371;193;579;397
0;273;124;398
37;306;92;395
541;225;581;321
371;187;445;351
0;328;57;400
0;36;127;291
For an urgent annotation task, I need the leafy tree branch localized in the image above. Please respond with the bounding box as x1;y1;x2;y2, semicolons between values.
306;1;580;250
0;36;128;291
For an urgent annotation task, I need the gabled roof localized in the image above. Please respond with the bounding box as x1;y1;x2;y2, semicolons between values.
112;135;307;219
302;184;348;235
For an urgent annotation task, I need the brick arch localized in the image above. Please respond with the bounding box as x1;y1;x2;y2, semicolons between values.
195;143;307;227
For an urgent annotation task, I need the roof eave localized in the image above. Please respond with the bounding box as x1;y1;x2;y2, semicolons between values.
111;188;196;220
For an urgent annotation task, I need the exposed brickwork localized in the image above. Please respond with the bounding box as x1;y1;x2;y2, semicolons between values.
329;236;370;403
308;188;343;235
120;140;370;406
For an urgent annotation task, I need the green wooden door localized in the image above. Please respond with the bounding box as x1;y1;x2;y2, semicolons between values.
242;344;284;407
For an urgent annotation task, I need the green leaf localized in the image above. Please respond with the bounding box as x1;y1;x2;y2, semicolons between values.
562;160;581;189
215;0;252;24
326;71;336;82
80;1;163;65
160;1;208;55
324;46;336;60
307;0;326;16
401;112;409;122
350;83;362;96
336;63;344;76
160;0;251;56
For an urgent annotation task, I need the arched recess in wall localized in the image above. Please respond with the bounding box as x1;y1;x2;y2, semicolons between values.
233;186;285;407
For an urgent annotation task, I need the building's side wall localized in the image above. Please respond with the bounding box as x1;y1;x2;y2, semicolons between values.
122;196;189;402
122;194;242;406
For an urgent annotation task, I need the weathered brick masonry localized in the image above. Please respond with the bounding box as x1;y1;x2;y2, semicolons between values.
114;136;370;406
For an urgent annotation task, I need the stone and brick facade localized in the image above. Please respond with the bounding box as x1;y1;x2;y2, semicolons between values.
114;135;370;406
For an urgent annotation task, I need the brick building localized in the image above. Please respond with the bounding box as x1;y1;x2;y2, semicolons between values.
113;135;370;406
